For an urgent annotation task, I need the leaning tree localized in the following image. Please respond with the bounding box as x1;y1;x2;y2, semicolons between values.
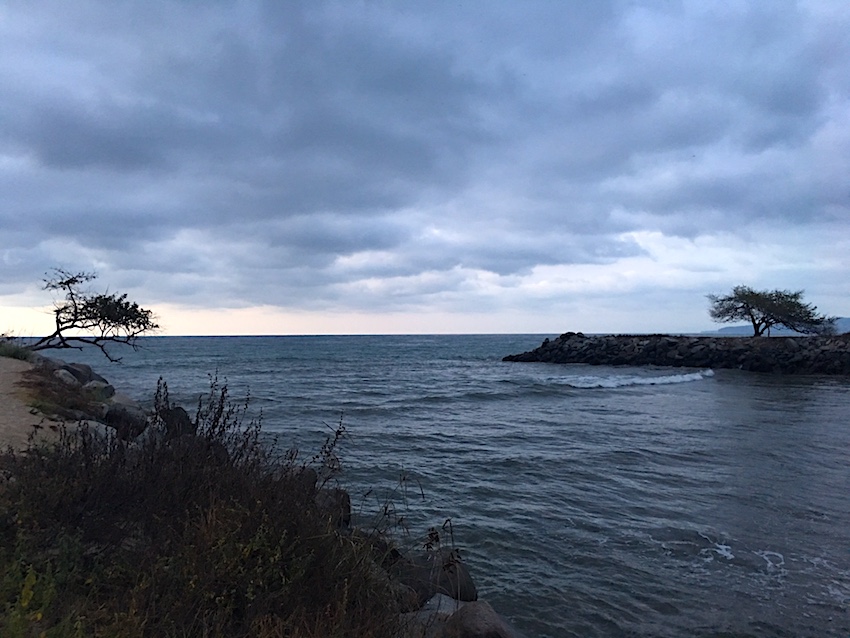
707;285;835;337
29;269;159;362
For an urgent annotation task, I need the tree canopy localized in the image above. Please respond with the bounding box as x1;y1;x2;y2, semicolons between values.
707;285;835;337
29;269;159;361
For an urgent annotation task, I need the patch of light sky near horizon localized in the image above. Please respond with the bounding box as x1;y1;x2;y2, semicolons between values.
3;222;845;337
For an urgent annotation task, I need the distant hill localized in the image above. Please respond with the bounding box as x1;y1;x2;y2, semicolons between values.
702;317;850;336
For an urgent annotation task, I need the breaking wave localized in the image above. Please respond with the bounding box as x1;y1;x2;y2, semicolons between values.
564;369;714;389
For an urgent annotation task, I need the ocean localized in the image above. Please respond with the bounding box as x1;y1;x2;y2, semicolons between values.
62;335;850;637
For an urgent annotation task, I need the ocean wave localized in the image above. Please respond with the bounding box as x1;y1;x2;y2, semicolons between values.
564;369;714;389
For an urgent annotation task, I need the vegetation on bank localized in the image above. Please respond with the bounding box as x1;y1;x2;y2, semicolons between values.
0;337;33;362
0;373;405;638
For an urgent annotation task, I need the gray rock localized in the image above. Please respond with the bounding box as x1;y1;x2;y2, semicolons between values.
159;406;196;440
105;403;149;440
83;380;116;401
74;420;119;444
422;593;466;618
400;594;466;638
53;368;81;388
441;601;522;638
63;363;96;384
88;402;111;420
435;549;478;602
109;392;142;409
393;548;478;609
60;362;107;385
27;352;51;367
35;355;65;371
131;423;166;448
65;409;96;422
393;552;437;609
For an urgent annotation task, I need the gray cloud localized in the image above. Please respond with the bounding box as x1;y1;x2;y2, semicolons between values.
1;0;848;329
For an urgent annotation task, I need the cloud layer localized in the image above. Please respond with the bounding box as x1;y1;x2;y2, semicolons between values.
2;1;848;333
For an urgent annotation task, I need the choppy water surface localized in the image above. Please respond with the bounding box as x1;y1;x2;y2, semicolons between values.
69;335;850;637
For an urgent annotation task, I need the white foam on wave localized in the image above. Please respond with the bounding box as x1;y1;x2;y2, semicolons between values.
755;550;785;572
697;531;735;562
564;369;714;389
826;581;850;604
712;543;735;560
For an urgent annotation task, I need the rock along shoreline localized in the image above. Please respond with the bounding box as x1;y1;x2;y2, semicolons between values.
503;332;850;375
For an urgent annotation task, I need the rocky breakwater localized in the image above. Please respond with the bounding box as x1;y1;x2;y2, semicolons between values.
504;332;850;374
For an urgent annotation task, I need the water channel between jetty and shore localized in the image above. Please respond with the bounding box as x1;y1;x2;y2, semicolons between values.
10;334;850;637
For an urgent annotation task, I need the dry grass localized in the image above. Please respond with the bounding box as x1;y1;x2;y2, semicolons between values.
0;377;404;637
0;338;32;363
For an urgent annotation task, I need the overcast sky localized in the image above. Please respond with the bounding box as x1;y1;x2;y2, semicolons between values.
2;1;848;336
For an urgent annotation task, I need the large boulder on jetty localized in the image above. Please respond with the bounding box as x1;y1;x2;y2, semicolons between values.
504;333;850;375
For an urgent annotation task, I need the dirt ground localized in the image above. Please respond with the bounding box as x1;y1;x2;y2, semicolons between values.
0;356;63;451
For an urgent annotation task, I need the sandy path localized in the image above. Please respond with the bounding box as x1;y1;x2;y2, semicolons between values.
0;356;62;451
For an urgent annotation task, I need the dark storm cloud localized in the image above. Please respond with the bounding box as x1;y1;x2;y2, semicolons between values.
1;0;848;322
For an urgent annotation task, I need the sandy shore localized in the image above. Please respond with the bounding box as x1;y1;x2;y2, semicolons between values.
0;356;63;451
